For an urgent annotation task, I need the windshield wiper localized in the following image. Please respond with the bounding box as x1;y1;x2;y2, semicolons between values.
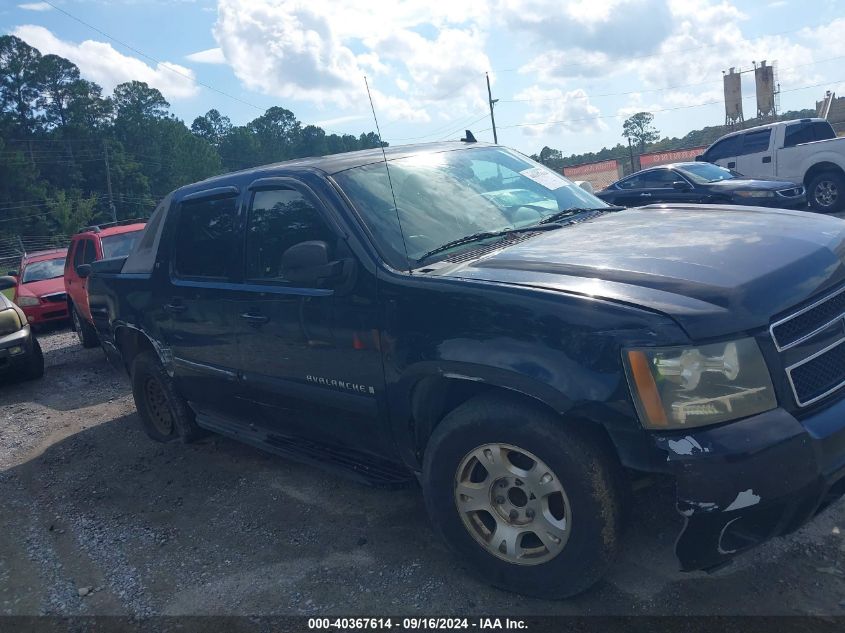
416;224;559;264
537;206;624;225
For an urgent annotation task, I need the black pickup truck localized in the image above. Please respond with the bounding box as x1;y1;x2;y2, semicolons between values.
86;141;845;598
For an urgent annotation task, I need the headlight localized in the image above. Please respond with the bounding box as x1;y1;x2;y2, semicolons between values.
624;338;776;429
0;308;22;336
15;295;39;307
734;190;775;198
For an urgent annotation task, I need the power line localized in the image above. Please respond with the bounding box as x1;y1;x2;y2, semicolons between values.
40;0;267;113
481;77;842;133
497;54;845;105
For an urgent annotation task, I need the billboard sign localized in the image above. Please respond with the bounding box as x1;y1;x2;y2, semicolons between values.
563;159;622;191
639;146;708;168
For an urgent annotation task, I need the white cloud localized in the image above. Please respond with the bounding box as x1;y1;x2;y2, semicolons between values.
185;47;226;64
512;86;606;137
13;25;199;101
17;2;52;11
211;0;490;119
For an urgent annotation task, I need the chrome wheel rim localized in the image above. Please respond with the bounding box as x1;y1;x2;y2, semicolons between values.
144;376;174;436
815;180;838;208
454;443;571;565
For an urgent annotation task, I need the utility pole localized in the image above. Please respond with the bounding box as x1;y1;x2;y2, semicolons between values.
103;140;117;222
486;72;498;144
627;137;635;174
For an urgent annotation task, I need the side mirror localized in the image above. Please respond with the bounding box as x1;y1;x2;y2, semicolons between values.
0;276;16;291
6;270;17;277
282;241;341;285
694;155;705;162
76;264;92;279
672;181;691;191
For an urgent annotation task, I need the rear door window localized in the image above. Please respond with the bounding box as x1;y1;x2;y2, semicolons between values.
739;129;772;155
642;169;679;188
706;135;742;161
617;174;647;189
172;195;239;279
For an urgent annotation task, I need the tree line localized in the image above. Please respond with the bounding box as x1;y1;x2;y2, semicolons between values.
0;35;385;243
531;108;817;175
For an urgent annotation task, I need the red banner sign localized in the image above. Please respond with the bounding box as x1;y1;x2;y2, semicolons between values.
563;159;620;177
639;146;707;168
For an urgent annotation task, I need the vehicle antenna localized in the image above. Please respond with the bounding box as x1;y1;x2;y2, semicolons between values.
364;76;411;271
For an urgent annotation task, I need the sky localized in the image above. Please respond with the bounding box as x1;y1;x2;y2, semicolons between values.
2;0;845;157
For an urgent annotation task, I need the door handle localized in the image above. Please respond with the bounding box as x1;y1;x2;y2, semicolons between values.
240;312;269;325
163;302;186;314
727;161;736;168
639;192;652;197
762;156;772;163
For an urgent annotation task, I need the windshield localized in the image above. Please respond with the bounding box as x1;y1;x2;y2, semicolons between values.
21;257;66;283
102;230;143;259
333;147;610;267
677;163;740;183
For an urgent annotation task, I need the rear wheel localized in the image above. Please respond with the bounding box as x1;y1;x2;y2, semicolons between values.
808;171;845;213
71;305;99;348
422;394;624;599
131;351;205;443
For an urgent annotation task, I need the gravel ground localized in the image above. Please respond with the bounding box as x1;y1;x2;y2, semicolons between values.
2;327;845;616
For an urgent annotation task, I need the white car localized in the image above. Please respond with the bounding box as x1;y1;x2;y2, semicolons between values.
698;118;845;212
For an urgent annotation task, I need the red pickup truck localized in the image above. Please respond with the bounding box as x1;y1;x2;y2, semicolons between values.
64;219;145;347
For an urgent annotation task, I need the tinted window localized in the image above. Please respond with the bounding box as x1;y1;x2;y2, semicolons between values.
740;129;771;155
172;195;238;279
784;122;813;147
813;121;836;141
83;240;96;264
617;174;647;189
102;230;142;259
642;169;680;188
72;240;86;268
706;135;741;161
245;189;335;282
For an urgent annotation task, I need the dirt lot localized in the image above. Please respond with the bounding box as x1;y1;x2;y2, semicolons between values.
2;327;845;617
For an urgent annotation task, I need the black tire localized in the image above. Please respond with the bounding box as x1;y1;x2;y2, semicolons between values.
808;170;845;213
422;394;624;599
71;305;99;348
22;336;44;381
131;351;205;443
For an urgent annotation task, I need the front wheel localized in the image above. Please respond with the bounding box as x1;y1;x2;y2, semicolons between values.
422;394;624;599
22;336;44;381
808;171;845;213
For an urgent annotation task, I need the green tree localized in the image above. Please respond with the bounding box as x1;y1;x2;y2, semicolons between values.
37;54;81;130
44;190;98;235
622;112;660;154
191;108;232;147
247;106;302;163
0;35;43;133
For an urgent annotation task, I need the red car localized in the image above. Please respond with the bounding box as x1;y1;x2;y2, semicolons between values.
9;248;70;327
64;219;146;347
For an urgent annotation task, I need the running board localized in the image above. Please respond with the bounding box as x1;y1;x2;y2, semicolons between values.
193;408;414;488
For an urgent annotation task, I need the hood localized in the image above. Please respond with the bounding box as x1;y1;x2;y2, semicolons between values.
706;178;799;192
18;276;65;299
444;205;845;340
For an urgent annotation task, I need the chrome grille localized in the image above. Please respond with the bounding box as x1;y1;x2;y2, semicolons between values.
771;286;845;350
773;285;845;406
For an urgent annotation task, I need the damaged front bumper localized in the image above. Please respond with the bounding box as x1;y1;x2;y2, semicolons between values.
653;398;845;571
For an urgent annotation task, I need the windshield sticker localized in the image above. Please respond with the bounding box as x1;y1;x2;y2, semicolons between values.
520;167;568;190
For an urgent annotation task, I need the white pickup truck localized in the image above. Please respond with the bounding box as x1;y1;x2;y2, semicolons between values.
698;118;845;212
